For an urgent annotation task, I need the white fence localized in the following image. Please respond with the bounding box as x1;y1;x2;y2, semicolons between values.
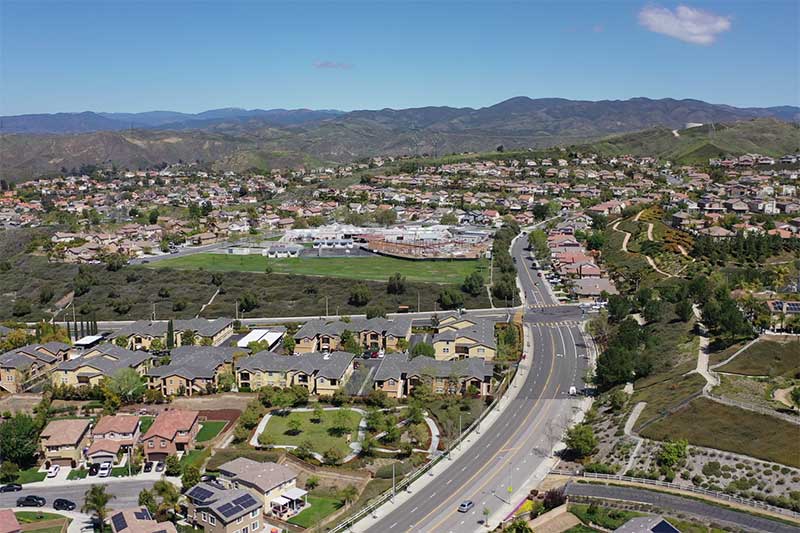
581;472;800;519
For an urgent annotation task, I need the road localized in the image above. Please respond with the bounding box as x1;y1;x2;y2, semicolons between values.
0;479;161;511
365;235;589;532
565;482;799;533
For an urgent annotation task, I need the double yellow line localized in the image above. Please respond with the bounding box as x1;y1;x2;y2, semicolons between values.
408;325;562;532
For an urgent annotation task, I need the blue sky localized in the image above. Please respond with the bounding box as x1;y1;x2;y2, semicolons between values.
1;0;797;115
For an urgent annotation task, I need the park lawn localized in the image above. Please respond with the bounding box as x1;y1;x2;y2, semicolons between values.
262;409;361;457
150;253;487;284
139;416;154;433
14;512;65;523
15;467;46;484
287;495;343;528
569;504;645;530
641;397;800;468
196;420;227;442
717;339;800;377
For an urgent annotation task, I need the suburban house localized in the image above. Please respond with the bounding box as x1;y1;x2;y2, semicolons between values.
113;318;235;350
185;481;264;533
147;346;240;396
0;342;72;393
141;409;200;462
54;343;152;387
110;507;178;533
40;418;92;467
613;516;680;533
293;317;412;353
86;415;141;465
373;353;493;398
215;458;306;520
570;277;619;301
236;351;355;395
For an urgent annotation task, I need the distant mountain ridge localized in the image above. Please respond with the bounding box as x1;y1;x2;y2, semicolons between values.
1;97;798;178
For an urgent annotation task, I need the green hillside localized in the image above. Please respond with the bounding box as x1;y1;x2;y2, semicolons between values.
585;119;800;164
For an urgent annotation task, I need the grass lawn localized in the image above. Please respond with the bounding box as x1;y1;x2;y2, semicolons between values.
24;527;65;533
139;416;154;434
196;420;227;442
569;504;644;530
180;448;211;470
14;512;65;523
262;409;361;456
15;467;46;484
564;525;603;533
287;495;343;528
150;253;487;284
111;466;134;477
641;397;800;467
67;468;89;480
717;338;800;377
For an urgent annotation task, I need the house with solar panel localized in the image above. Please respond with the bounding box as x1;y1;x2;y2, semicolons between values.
185;482;265;533
110;507;177;533
215;458;306;520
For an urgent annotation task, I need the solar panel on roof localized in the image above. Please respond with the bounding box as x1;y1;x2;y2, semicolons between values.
134;509;151;520
232;494;256;506
218;503;237;517
188;487;213;501
111;513;128;532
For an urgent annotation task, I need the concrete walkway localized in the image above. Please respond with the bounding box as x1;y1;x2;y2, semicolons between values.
622;402;647;474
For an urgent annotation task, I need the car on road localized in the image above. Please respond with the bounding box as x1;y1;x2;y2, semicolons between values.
144;461;154;473
17;495;46;507
89;463;100;476
457;500;474;513
54;498;76;511
47;465;60;478
155;462;165;472
98;462;112;478
0;483;22;492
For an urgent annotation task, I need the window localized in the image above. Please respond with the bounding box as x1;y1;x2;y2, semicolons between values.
201;512;207;523
148;441;154;448
251;521;259;531
7;375;13;382
250;510;258;518
478;348;485;354
236;517;243;524
61;377;68;384
241;526;248;533
160;440;166;448
443;348;449;353
208;516;216;526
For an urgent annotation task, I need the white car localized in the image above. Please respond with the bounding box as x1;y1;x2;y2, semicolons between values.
46;465;60;478
98;462;112;478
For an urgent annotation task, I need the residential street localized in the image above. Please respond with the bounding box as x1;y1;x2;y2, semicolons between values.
0;478;171;512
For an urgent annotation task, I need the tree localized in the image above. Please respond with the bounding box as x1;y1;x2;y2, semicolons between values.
166;320;175;349
138;488;157;515
338;484;359;507
217;371;236;392
542;487;566;510
564;423;597;458
676;299;694;322
106;367;145;404
287;416;302;435
348;284;371;306
181;329;196;346
373;208;397;226
323;447;344;465
305;475;319;490
114;336;129;348
440;212;458;225
462;270;485;296
607;295;631;323
642;298;663;324
103;253;127;272
438;287;464;310
387;273;406;295
282;335;296;354
0;461;19;482
503;518;533;532
410;342;436;360
657;439;688;468
239;291;259;313
331;409;351;435
365;306;387;319
527;229;549;259
792;387;800;408
148;209;159;225
165;455;181;476
312;404;324;423
182;465;201;490
152;478;181;521
82;485;115;527
0;413;40;468
341;330;361;354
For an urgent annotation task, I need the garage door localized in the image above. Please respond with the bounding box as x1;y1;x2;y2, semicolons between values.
52;458;73;467
148;453;168;463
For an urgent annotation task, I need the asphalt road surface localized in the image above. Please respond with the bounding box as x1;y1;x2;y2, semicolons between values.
0;479;159;511
367;235;589;532
565;482;799;533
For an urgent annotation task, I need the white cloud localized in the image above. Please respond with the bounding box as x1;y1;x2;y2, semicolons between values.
638;4;731;45
313;60;353;70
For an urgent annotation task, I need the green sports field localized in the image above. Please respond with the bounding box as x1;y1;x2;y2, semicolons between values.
150;253;487;284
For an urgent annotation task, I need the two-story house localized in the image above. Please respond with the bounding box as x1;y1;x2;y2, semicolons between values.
236;351;355;396
141;409;200;462
215;458;305;520
40;418;92;467
185;482;263;533
86;415;141;465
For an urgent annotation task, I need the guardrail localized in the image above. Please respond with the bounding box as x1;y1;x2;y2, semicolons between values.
326;366;519;533
580;472;800;519
704;392;800;425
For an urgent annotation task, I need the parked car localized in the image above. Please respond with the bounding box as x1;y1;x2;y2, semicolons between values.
88;463;100;476
457;500;474;513
143;461;154;473
46;465;60;478
54;498;76;511
17;495;46;507
200;474;216;483
98;462;112;478
155;462;165;472
0;483;22;492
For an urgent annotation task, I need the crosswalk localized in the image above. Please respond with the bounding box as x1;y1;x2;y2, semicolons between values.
531;320;581;327
528;303;562;308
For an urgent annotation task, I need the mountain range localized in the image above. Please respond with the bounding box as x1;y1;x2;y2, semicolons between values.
1;97;798;179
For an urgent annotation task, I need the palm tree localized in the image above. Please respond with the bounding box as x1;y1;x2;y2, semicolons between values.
338;484;358;508
82;485;115;528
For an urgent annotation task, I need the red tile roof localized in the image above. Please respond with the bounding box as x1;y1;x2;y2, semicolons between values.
143;410;198;441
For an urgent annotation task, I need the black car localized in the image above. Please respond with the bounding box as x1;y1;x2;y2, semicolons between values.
53;498;76;511
89;463;100;476
143;461;153;473
17;495;46;507
0;483;22;492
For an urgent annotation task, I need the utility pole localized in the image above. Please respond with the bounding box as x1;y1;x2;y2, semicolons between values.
392;463;395;502
325;296;329;318
152;303;156;321
417;291;421;313
458;414;462;450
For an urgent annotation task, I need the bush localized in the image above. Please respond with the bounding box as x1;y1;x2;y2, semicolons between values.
375;461;412;479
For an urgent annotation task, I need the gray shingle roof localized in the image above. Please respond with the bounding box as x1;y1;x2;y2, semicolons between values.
186;481;262;524
374;353;492;381
147;346;239;380
114;318;233;339
294;317;411;340
217;457;297;493
58;343;151;374
239;350;355;380
0;342;69;369
433;319;497;349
